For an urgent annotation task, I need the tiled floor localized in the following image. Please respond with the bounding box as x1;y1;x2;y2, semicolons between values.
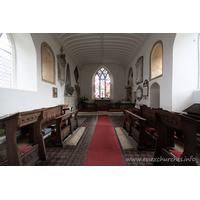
37;116;97;166
37;115;155;166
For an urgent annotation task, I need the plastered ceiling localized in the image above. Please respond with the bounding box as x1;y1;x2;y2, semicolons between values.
54;33;149;69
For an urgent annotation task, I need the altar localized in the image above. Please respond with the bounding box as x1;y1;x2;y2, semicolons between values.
94;99;111;109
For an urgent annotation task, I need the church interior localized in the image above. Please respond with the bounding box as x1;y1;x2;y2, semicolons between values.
1;32;200;167
1;3;200;199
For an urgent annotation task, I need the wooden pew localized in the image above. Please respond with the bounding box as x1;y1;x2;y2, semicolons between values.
54;113;71;147
124;110;156;150
124;105;177;150
0;105;79;165
71;110;79;131
124;110;146;150
0;109;45;166
40;105;72;147
153;110;200;166
123;110;131;133
53;109;79;147
136;106;158;149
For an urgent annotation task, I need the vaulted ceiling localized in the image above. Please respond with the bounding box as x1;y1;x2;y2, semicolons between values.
54;33;149;69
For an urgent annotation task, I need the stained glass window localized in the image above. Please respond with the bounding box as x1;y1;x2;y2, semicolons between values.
94;67;111;98
95;73;100;97
0;33;12;88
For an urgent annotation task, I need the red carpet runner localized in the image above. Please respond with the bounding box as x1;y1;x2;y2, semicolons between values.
84;115;125;166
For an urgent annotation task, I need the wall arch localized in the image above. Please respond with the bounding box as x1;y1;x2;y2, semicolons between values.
150;82;160;108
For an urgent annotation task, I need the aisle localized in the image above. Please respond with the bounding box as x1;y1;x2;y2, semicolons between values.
84;115;125;166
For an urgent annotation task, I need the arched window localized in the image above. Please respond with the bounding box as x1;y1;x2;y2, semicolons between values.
94;67;111;98
0;33;12;88
150;41;163;80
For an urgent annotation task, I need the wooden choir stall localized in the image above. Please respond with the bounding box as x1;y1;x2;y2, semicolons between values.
0;105;79;166
0;109;46;166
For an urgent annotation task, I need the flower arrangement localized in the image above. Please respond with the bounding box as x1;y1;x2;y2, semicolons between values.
80;95;89;102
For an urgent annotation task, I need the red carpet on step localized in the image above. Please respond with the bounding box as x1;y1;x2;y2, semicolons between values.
84;115;125;166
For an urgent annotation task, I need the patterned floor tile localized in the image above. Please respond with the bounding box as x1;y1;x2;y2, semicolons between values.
37;115;155;166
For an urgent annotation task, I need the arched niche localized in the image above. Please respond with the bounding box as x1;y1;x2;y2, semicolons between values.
150;82;160;108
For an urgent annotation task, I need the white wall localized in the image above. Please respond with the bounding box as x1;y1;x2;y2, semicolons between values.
1;33;199;116
80;64;126;103
126;33;176;111
172;33;199;112
0;33;77;116
12;33;37;91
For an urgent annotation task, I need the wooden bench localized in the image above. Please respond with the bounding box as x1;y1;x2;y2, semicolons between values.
0;109;45;166
134;105;158;149
124;110;146;150
53;113;71;146
0;105;79;165
153;110;200;166
71;110;79;131
52;109;79;147
40;106;79;147
39;105;65;146
123;105;177;150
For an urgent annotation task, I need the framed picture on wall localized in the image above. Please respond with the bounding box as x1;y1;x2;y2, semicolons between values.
53;87;57;98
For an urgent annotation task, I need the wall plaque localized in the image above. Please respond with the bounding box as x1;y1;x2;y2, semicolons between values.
41;42;55;84
57;47;66;86
136;85;143;101
135;56;143;85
